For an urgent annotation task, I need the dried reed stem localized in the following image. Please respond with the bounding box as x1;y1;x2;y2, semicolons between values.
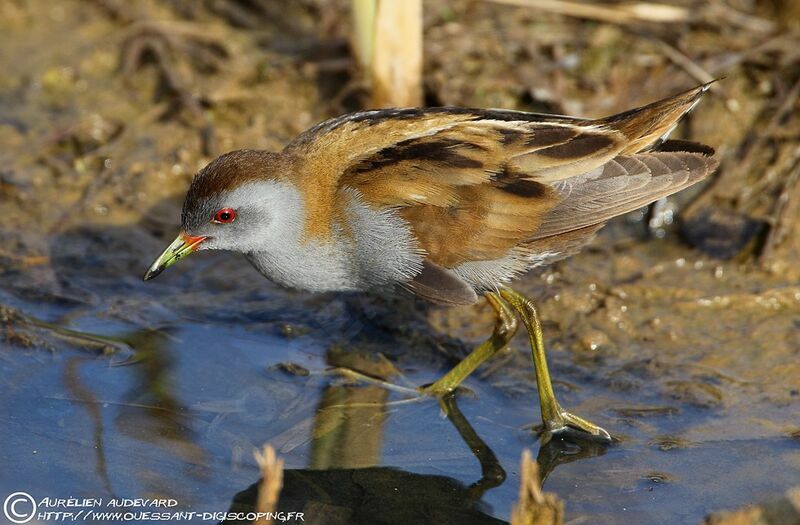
489;0;689;24
351;0;423;107
253;444;285;525
351;0;377;71
488;0;774;32
510;449;564;525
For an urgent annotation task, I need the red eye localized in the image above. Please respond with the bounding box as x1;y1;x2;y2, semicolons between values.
213;208;236;224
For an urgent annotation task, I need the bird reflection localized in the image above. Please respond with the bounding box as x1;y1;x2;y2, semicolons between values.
224;370;608;525
225;388;506;525
439;394;506;500
536;438;609;484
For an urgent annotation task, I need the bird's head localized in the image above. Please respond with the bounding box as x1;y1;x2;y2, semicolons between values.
143;149;297;281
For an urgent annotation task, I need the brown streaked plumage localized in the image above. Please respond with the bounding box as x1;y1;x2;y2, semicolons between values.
276;82;716;285
144;82;719;442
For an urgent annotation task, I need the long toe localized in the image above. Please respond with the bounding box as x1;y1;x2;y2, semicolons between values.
550;411;613;443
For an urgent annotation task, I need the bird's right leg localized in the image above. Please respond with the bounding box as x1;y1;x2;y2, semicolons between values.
498;286;611;442
420;292;519;396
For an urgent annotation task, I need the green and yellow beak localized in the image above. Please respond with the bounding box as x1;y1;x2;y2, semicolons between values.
143;231;207;281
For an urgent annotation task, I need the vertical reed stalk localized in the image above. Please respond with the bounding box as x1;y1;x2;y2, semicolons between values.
351;0;423;108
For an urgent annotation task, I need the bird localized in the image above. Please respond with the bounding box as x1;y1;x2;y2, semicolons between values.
144;83;718;442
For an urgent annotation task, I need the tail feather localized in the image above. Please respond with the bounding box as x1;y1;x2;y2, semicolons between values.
599;81;717;154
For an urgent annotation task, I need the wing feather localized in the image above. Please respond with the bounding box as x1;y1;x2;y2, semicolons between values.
533;151;717;239
283;84;716;291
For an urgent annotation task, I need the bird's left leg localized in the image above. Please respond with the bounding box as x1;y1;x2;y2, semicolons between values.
498;286;611;442
326;292;516;399
421;292;518;396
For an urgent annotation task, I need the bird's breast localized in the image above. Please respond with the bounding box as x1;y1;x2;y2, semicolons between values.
246;242;360;292
246;188;424;293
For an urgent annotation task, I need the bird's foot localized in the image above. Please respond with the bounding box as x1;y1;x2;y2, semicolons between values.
542;409;612;443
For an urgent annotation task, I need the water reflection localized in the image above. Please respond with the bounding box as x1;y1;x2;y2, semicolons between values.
63;356;114;495
62;327;209;499
440;394;506;500
224;372;609;525
309;347;397;470
310;385;389;469
535;439;608;484
226;392;508;525
227;465;506;525
113;329;206;469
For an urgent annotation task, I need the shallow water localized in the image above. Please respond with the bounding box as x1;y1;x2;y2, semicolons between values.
2;229;799;524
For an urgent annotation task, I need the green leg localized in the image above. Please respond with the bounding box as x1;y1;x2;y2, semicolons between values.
499;287;611;442
421;292;518;395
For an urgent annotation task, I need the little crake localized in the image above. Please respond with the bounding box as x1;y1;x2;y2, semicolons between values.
144;83;718;441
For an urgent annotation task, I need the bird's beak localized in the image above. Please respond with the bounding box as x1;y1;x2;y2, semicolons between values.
143;231;207;281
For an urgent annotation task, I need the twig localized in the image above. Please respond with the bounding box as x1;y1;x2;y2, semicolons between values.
123;20;230;45
119;20;222;156
705;32;800;75
651;41;716;86
1;306;132;355
685;74;800;222
372;0;424;107
253;445;284;525
649;38;738;112
511;449;564;525
351;0;423;107
760;154;800;266
0;249;49;266
43;395;191;416
736;75;800;203
325;367;420;395
489;0;690;25
702;2;776;34
487;0;775;33
764;76;800;134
